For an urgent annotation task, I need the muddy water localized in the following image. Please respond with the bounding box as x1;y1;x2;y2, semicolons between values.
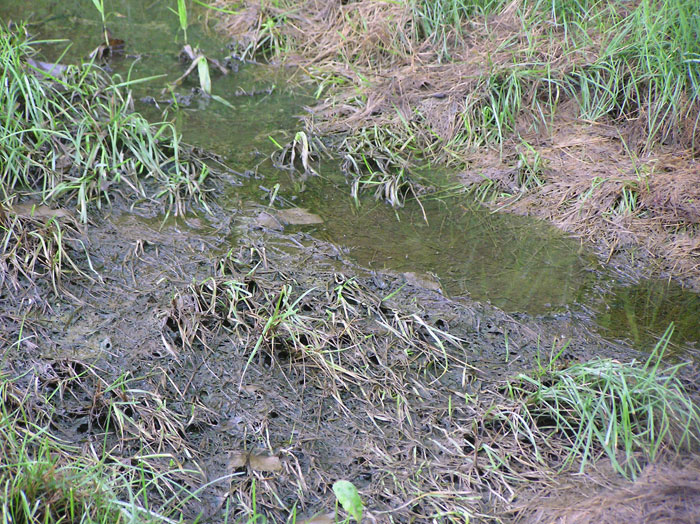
4;0;699;354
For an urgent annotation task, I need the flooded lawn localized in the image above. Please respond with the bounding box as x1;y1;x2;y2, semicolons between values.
1;1;699;523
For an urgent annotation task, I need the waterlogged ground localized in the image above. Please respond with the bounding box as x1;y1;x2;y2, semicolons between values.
2;1;700;522
6;0;697;349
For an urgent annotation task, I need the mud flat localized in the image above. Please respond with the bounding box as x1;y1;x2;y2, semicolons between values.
1;2;700;523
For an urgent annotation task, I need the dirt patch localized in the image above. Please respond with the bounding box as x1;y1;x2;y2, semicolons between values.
211;0;700;290
5;202;698;522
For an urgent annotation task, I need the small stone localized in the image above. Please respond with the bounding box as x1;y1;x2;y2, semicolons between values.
276;207;323;225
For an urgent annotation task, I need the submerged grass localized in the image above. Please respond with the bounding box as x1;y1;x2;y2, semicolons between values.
0;25;210;223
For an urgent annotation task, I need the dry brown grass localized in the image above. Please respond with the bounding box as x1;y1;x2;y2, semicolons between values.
492;121;700;285
524;459;700;524
212;0;700;289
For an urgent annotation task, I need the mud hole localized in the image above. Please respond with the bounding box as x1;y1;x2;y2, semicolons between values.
2;1;700;522
2;191;699;522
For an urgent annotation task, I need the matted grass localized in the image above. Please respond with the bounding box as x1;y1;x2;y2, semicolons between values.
2;225;699;522
526;459;700;524
1;6;699;522
211;0;700;287
159;241;700;522
0;204;87;297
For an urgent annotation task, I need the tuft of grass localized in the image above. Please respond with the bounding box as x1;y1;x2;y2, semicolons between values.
0;373;159;524
0;204;93;297
509;325;700;478
271;131;326;178
0;24;210;222
0;445;124;524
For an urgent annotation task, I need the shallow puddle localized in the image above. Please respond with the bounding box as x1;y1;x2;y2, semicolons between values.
595;279;700;350
4;0;699;355
272;177;597;314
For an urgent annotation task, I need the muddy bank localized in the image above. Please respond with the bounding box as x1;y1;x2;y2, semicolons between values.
2;4;700;524
0;192;680;520
5;189;700;522
211;0;700;291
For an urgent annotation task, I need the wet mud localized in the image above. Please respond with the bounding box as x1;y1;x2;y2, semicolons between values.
1;192;643;522
2;1;700;523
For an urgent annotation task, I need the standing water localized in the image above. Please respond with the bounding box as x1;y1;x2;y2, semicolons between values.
2;0;699;355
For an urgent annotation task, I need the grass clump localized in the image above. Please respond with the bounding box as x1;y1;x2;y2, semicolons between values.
510;326;700;478
0;204;88;296
0;447;123;524
0;374;123;524
0;24;210;222
0;367;197;524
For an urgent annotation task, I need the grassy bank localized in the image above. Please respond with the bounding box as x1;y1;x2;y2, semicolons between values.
213;0;700;287
218;0;698;152
0;24;212;299
0;25;210;222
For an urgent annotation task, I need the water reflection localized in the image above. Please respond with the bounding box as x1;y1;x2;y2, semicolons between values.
596;280;700;351
298;182;596;315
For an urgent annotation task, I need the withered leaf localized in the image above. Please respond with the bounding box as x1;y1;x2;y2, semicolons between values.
276;208;323;225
